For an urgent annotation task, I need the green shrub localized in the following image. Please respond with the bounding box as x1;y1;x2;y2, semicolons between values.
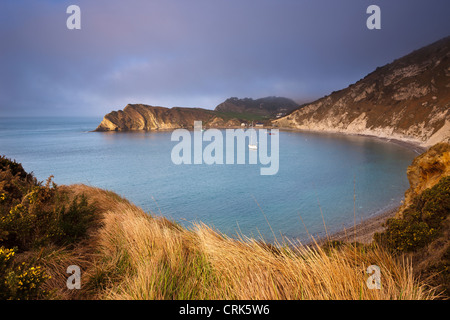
0;156;30;180
417;178;450;229
55;194;96;245
0;156;37;210
0;182;96;250
0;156;97;251
375;176;450;252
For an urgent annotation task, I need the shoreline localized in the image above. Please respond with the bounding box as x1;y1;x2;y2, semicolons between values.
355;133;427;154
327;206;398;244
298;205;399;246
94;124;428;155
276;126;428;154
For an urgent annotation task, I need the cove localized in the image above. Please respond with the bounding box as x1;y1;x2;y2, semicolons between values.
0;117;418;243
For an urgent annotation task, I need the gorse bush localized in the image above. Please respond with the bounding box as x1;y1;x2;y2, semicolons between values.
0;168;96;251
0;156;32;180
417;176;450;229
375;176;450;252
56;194;96;245
0;246;50;300
0;156;98;299
0;156;36;210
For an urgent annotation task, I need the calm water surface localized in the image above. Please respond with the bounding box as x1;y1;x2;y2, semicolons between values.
0;117;417;242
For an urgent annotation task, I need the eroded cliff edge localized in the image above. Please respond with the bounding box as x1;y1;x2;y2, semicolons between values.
273;36;450;147
398;142;450;217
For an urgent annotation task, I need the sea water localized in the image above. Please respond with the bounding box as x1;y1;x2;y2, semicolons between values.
0;117;417;242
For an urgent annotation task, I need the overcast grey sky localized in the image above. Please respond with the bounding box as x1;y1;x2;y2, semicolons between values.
0;0;449;117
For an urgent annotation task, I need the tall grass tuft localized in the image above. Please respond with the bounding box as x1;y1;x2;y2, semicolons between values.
90;200;439;300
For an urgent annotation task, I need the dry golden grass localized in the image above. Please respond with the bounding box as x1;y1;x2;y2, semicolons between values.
82;191;440;300
28;183;438;299
29;184;133;299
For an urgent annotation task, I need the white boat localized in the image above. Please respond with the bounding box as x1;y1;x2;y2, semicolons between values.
249;121;258;150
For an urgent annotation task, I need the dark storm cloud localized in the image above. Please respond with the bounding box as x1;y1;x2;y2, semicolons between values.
0;0;449;116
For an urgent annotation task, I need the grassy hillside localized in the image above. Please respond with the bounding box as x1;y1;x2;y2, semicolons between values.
215;96;300;118
0;154;446;300
273;37;450;147
213;110;269;122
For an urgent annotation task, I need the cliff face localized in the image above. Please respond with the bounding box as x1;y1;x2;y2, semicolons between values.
95;104;241;131
398;142;450;218
273;36;450;147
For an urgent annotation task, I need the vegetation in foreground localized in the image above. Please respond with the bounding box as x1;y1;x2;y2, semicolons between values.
0;153;446;300
375;180;450;295
93;203;436;300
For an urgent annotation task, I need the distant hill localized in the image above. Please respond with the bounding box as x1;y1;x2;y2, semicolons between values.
274;36;450;147
214;96;300;118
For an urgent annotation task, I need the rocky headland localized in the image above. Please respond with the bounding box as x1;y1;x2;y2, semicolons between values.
94;105;238;131
95;96;298;132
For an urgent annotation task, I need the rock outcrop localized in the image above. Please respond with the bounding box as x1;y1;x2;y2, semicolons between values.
273;36;450;147
398;142;450;218
95;104;241;131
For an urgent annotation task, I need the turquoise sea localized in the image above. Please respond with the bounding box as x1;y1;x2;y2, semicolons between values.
0;117;417;242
